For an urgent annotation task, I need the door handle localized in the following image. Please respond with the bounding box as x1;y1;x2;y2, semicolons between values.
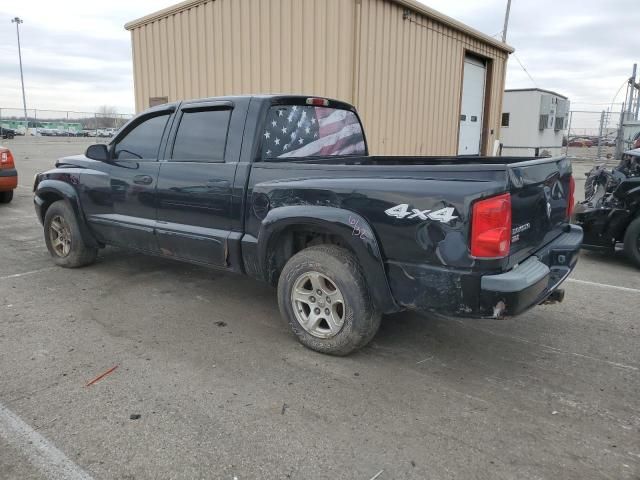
133;175;153;185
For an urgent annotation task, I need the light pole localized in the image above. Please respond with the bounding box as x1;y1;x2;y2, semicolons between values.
11;17;28;132
502;0;512;43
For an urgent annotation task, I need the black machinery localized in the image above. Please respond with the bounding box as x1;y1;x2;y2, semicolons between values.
573;148;640;267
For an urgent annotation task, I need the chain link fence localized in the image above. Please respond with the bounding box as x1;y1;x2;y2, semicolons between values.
565;109;632;163
0;107;134;137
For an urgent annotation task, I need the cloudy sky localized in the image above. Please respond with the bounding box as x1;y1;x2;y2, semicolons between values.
0;0;638;117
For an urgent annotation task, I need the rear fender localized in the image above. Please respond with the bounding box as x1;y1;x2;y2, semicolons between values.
257;205;399;314
35;179;99;248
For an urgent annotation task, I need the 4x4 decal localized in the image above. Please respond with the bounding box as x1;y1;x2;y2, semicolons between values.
384;204;458;224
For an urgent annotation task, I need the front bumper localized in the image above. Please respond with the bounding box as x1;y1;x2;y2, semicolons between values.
0;167;17;191
387;225;583;318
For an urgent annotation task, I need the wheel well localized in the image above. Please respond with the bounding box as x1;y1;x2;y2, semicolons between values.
266;226;354;286
38;192;65;222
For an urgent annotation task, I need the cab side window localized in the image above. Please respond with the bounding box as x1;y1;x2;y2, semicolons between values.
113;113;170;160
171;108;231;162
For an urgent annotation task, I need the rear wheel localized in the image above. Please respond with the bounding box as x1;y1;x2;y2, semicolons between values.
277;245;381;356
623;217;640;269
44;200;97;268
0;191;13;203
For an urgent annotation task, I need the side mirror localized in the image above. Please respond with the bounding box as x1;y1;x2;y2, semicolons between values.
85;144;109;162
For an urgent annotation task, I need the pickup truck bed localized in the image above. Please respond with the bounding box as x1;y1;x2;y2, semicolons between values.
244;154;581;318
33;94;582;355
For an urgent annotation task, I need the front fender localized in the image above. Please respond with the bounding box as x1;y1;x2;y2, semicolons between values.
257;205;400;314
34;178;99;248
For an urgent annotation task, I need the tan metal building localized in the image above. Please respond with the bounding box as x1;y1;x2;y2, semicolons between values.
125;0;513;156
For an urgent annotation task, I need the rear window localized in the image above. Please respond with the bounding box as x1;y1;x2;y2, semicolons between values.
262;105;365;159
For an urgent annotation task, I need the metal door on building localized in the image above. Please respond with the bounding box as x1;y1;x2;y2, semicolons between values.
458;55;486;155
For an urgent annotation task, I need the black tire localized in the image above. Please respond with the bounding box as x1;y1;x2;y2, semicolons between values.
0;190;13;203
43;200;97;268
277;245;382;356
623;217;640;269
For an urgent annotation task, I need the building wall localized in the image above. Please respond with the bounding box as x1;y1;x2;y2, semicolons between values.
355;0;508;155
127;0;510;155
501;90;566;157
130;0;356;115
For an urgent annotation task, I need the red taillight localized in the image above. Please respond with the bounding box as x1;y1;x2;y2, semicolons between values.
0;149;15;168
305;97;329;107
470;193;512;258
566;175;575;219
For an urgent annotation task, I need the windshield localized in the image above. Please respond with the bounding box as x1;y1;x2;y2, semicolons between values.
261;105;366;159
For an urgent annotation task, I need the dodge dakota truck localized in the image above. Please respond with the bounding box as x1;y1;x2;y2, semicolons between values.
34;95;582;355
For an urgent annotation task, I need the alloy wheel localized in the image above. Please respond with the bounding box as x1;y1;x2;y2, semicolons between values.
49;215;72;257
291;271;346;339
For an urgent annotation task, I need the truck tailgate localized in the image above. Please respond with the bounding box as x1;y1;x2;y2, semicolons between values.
506;156;574;267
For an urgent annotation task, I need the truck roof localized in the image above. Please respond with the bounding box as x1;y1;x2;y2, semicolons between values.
146;94;356;113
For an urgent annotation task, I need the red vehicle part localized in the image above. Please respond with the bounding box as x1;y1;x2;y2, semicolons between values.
0;147;18;202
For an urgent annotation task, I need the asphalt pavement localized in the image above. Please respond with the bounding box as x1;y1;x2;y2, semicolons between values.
1;137;638;480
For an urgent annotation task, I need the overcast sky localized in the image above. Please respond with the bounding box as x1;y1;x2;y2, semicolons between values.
0;0;638;117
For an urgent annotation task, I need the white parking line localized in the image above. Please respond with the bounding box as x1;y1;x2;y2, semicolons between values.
567;278;640;294
0;402;94;480
0;267;54;281
4;215;38;221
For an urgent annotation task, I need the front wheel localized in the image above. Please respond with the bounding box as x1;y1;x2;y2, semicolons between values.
277;245;381;356
43;200;98;268
623;217;640;269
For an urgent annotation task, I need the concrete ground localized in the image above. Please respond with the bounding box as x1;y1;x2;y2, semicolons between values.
0;137;638;480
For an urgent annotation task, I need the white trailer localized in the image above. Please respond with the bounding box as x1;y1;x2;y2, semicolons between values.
500;89;569;157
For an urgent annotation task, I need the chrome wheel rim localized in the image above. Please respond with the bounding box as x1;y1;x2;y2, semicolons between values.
49;215;71;257
291;271;346;339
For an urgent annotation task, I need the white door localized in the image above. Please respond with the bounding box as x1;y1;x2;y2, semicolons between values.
458;56;486;155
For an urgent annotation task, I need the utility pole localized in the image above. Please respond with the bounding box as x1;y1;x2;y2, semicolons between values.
633;64;640;120
596;110;605;161
502;0;512;43
615;103;626;160
626;63;636;121
11;17;28;131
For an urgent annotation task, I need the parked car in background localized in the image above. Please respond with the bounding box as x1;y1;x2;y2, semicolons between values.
568;138;594;147
33;95;581;355
0;145;17;203
632;131;640;150
96;128;116;138
1;127;16;140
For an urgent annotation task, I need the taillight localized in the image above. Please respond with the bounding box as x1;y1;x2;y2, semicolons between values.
566;175;575;219
0;149;15;168
470;193;512;258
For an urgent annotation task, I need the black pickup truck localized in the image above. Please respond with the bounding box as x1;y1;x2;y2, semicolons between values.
34;95;582;355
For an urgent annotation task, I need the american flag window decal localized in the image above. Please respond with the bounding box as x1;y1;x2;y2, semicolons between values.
262;105;366;159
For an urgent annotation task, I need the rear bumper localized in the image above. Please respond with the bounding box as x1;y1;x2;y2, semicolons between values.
387;225;583;318
0;167;17;191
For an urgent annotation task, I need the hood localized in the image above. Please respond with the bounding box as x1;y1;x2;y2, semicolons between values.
55;154;93;168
